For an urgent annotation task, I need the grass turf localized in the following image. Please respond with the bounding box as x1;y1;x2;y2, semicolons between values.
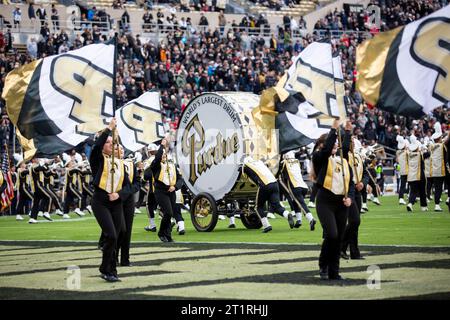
0;195;449;246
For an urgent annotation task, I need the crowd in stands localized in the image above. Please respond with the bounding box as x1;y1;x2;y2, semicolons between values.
0;0;449;156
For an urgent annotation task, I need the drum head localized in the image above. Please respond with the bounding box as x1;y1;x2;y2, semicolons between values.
176;93;245;201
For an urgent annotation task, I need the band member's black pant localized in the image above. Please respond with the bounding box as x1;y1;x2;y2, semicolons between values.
316;188;349;278
342;190;362;257
92;189;125;276
81;184;93;210
368;178;379;197
256;182;285;218
154;189;176;239
173;203;184;222
64;185;82;213
426;177;434;199
310;183;318;203
17;188;33;216
398;175;408;198
408;179;427;207
432;177;445;205
136;188;147;208
10;191;17;215
146;191;156;219
47;187;62;211
117;195;135;265
31;185;52;219
280;181;310;214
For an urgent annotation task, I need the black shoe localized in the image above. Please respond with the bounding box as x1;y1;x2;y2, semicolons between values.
310;219;316;231
120;261;132;267
328;275;345;281
100;273;121;282
340;251;350;260
228;224;236;229
262;226;272;233
319;267;328;280
144;226;157;232
158;234;169;243
351;255;365;260
294;220;302;228
166;236;174;243
287;214;294;229
178;229;185;235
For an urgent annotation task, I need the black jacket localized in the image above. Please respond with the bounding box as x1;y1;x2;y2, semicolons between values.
150;145;183;192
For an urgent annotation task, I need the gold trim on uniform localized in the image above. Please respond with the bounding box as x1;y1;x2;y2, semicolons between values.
158;161;177;187
282;159;307;189
323;156;350;196
244;159;277;186
349;152;363;184
124;160;134;182
99;155;125;193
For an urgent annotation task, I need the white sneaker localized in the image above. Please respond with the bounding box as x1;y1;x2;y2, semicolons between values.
74;208;85;217
407;203;413;212
434;205;443;212
28;218;37;224
218;215;226;220
38;211;44;217
234;214;241;219
361;204;369;212
373;198;381;205
307;201;316;208
16;215;24;221
86;205;93;214
43;212;53;221
421;207;429;212
399;198;406;205
62;214;71;219
134;208;142;214
267;212;276;219
55;209;63;216
426;198;431;203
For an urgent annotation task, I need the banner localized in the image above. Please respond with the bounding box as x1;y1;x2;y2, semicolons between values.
256;41;347;153
2;42;116;159
116;91;165;152
356;5;450;118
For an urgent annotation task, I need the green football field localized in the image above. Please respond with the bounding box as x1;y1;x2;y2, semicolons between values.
1;195;450;300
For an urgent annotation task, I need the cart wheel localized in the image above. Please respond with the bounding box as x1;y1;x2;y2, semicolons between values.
240;211;262;229
190;193;218;232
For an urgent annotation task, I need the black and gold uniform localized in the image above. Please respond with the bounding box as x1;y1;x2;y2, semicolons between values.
44;164;63;214
279;152;316;230
0;171;7;198
30;160;53;220
63;164;83;215
312;127;354;280
243;156;293;232
407;141;430;211
150;144;183;242
341;138;369;260
116;158;141;266
396;139;409;202
80;164;94;212
430;140;447;209
89;128;129;280
16;166;33;216
10;166;18;216
144;156;157;232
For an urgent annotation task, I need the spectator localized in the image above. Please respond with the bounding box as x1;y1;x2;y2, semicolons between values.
27;37;38;59
36;4;47;27
12;6;21;31
50;4;59;31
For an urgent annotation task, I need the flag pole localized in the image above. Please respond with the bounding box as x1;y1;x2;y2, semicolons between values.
110;34;119;194
328;38;348;198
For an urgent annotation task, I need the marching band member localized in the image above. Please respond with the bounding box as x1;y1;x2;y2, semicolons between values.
10;162;19;220
366;152;381;206
80;159;94;214
150;136;183;243
312;119;354;281
29;157;53;223
424;137;433;202
16;160;33;220
407;134;430;212
279;150;316;230
430;122;446;212
89;118;129;282
242;155;294;233
396;136;409;205
117;147;141;266
341;136;368;260
63;160;85;217
144;143;158;232
173;187;186;235
44;159;66;219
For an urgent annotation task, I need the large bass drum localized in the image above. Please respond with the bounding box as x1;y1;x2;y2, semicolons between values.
176;92;279;231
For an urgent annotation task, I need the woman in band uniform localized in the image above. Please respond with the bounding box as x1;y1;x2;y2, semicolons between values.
312;119;354;281
150;136;183;243
89;118;129;282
